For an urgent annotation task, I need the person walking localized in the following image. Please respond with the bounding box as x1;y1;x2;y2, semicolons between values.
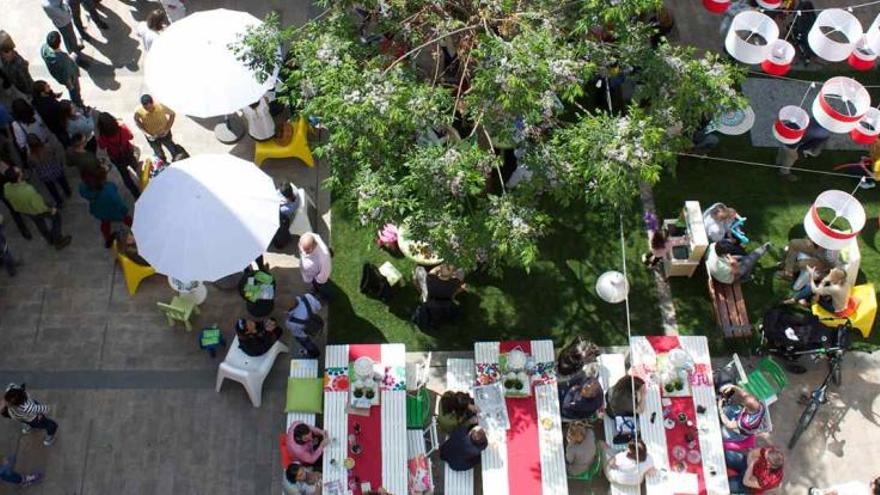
40;0;88;67
284;293;323;358
31;80;70;146
133;94;181;162
298;232;332;299
0;455;42;487
78;172;131;248
776;119;830;182
0;214;19;277
135;9;168;54
27;134;71;207
2;167;72;249
0;32;35;99
41;32;85;109
95;111;141;198
1;384;59;446
0;159;30;239
68;0;108;41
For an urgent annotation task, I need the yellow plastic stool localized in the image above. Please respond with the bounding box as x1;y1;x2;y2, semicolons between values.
254;116;315;167
812;283;876;339
112;241;157;296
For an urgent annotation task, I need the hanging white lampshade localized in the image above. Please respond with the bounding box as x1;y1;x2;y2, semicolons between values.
703;0;731;13
811;77;870;134
865;13;880;53
850;107;880;145
756;0;782;9
773;105;810;145
725;11;779;65
761;39;795;75
596;271;629;304
803;190;866;251
808;9;863;62
848;36;878;71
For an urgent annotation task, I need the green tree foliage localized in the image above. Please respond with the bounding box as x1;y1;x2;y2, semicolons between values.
234;1;744;271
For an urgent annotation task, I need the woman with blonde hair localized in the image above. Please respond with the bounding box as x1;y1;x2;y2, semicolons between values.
786;266;850;314
564;421;596;476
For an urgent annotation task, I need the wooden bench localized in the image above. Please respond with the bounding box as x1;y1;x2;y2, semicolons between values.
707;278;751;338
443;358;475;495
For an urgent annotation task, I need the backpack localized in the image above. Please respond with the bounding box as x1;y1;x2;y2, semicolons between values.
288;296;324;337
360;263;392;301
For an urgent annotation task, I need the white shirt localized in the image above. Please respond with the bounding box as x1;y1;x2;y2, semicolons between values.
299;234;331;284
136;22;161;53
607;452;654;486
242;98;275;141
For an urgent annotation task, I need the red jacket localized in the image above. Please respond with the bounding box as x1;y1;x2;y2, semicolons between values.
96;123;134;162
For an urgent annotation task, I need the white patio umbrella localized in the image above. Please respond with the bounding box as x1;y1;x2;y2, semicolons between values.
144;9;278;140
132;154;280;282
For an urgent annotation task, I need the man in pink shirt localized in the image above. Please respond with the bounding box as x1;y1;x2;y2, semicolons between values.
286;422;328;466
298;232;332;299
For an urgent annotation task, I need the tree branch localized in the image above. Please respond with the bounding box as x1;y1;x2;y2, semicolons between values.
382;25;481;75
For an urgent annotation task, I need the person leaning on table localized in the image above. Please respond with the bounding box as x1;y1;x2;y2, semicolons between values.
440;423;488;471
601;438;656;487
281;462;321;495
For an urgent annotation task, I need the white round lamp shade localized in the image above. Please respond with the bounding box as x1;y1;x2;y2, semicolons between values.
596;271;629;304
803;190;866;250
866;13;880;54
811;77;871;134
808;9;863;62
725;11;779;65
848;36;878;71
851;107;880;145
761;39;795;75
773;105;810;145
703;0;731;13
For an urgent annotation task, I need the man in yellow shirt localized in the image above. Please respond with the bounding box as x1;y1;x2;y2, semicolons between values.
133;94;182;162
2;167;71;249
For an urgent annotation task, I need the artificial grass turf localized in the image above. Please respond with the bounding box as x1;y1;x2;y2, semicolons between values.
327;135;880;352
327;201;663;350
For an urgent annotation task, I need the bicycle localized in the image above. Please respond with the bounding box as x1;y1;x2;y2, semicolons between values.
787;345;844;450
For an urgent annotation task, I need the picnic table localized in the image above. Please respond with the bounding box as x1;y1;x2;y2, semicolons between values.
629;336;730;495
473;340;568;495
321;344;407;495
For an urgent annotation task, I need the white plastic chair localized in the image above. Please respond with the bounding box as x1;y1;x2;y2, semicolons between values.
215;336;289;407
288;185;315;237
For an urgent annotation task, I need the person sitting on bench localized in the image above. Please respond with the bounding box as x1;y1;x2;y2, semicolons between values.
778;238;838;281
706;241;772;284
785;267;850;314
234;317;282;357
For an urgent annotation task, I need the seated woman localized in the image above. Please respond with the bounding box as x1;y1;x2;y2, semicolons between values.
437;391;477;434
601;438;655;487
785;267;850;314
702;203;739;243
778;238;837;281
558;363;603;421
235;317;282;357
725;446;784;494
281;462;322;495
718;385;766;451
604;376;646;419
565;421;597;477
426;264;466;302
286;422;329;466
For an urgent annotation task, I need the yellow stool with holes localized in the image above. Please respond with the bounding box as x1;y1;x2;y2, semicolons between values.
812;283;876;339
112;241;157;296
254;116;314;167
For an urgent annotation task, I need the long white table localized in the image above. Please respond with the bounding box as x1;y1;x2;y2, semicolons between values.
474;340;568;495
322;344;407;495
630;336;730;495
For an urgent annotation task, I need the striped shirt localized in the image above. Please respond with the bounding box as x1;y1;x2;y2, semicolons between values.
6;396;48;422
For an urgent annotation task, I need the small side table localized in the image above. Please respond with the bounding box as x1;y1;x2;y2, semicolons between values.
199;326;226;358
168;277;208;305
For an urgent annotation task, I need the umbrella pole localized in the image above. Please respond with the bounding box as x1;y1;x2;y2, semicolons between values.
214;114;247;144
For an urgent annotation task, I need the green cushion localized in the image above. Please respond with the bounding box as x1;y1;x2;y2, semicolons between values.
285;377;323;413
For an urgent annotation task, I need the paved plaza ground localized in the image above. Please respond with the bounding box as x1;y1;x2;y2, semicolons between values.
0;0;879;494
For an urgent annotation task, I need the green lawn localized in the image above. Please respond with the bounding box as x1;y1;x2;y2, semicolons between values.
327;135;880;352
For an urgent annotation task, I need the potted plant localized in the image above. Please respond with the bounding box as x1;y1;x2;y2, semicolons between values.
365;389;375;400
353;388;364;399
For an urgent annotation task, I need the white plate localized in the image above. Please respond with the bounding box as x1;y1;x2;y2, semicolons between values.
664;418;675;430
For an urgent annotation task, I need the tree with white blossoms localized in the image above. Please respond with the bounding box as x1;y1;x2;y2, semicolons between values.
235;0;744;271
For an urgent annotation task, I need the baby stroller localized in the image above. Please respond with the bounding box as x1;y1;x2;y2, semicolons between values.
757;306;851;372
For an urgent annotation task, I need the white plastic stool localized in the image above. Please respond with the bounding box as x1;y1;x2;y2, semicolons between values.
215;336;289;407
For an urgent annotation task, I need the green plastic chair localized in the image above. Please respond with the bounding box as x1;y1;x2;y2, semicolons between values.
741;357;787;405
568;443;602;490
406;387;431;429
157;296;199;331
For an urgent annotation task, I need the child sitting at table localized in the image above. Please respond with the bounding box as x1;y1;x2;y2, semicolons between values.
286;422;329;467
234;317;282;357
565;421;597;477
558;363;604;421
437;391;477;434
601;438;656;487
725;446;784;494
281;462;321;495
717;384;766;451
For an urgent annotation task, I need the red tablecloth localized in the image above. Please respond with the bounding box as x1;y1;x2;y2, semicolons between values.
347;344;383;495
647;336;708;495
499;340;543;495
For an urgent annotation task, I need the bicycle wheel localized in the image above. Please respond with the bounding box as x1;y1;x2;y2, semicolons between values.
789;400;820;449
